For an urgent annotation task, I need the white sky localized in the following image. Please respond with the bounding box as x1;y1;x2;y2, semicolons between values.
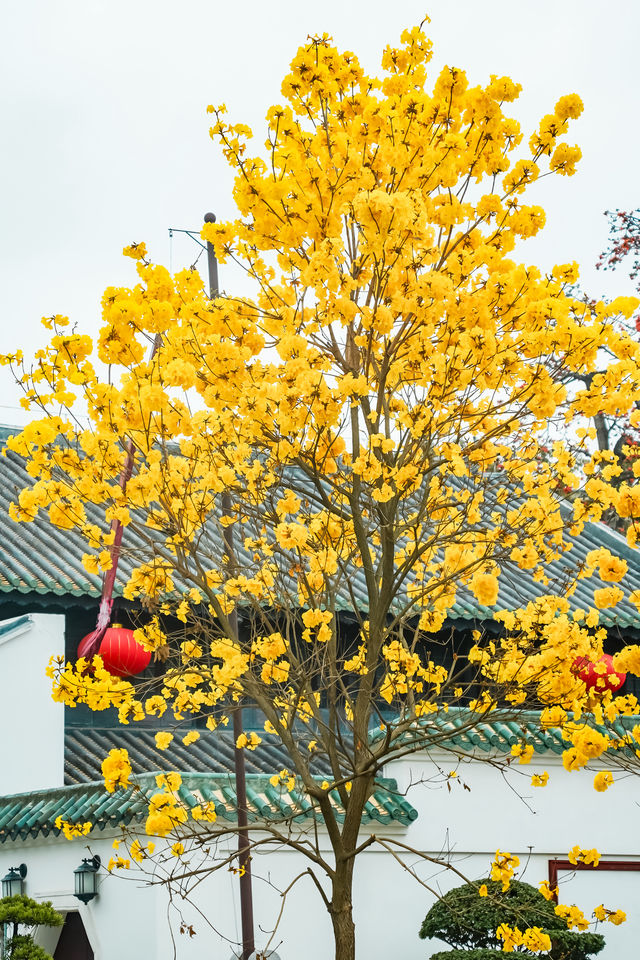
1;0;639;422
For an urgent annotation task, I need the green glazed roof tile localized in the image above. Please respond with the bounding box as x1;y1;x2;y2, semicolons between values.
374;707;640;758
0;773;418;843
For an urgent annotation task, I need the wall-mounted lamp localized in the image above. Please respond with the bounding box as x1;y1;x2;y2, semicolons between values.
1;864;27;898
73;856;100;904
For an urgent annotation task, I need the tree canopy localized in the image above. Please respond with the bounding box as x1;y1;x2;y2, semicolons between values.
2;20;640;960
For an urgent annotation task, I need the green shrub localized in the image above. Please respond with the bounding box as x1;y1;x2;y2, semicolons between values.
429;951;505;960
419;879;605;959
0;895;63;960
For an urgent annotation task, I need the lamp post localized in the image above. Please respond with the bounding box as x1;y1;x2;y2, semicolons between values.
205;211;256;960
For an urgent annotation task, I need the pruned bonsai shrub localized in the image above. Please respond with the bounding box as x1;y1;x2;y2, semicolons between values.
0;895;64;960
419;879;605;959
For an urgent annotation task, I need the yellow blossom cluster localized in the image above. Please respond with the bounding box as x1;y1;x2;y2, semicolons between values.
555;903;589;931
54;816;92;840
47;655;135;713
510;742;534;764
490;851;520;891
531;772;549;788
145;773;188;837
269;769;296;792
539;881;557;901
236;731;262;750
191;801;217;822
568;845;601;867
496;924;551;953
594;905;626;925
593;771;614;792
101;748;131;793
128;839;155;863
111;837;154;868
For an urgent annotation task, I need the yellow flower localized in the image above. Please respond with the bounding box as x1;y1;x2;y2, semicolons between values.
191;802;217;823
555;903;588;930
490;851;520;892
155;732;173;750
496;923;522;951
145;791;188;837
155;772;182;791
269;768;295;791
236;731;262;750
122;241;147;260
54;816;92;840
593;586;624;610
593;771;613;792
511;743;534;765
470;572;499;607
130;840;144;863
478;884;488;897
539;881;557;901
522;927;552;952
171;842;185;856
531;771;549;787
568;845;600;867
101;748;131;793
607;909;626;926
554;94;584;121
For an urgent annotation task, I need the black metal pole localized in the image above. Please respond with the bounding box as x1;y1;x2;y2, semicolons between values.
205;213;255;960
204;211;220;301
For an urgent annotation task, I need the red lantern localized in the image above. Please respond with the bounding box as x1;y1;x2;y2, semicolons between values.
78;624;151;678
572;653;626;694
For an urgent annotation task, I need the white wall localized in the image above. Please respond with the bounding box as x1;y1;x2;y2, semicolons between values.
0;613;65;794
390;751;640;857
4;833;157;960
2;741;639;958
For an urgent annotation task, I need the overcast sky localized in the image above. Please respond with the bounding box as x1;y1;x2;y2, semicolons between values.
1;0;639;422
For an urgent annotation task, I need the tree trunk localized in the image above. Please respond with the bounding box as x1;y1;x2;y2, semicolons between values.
594;410;609;452
330;897;356;960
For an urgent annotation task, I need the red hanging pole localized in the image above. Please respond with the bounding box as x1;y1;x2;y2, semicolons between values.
79;331;161;659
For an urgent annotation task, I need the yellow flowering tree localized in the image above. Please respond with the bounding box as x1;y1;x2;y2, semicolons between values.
4;21;640;960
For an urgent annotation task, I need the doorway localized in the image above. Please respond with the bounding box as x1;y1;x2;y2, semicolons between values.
53;911;94;960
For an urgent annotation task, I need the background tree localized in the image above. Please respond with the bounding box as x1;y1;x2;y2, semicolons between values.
0;896;63;960
595;209;640;473
3;21;640;960
553;208;640;528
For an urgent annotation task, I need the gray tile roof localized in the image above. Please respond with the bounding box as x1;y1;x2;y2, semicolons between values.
2;426;640;630
64;727;331;785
